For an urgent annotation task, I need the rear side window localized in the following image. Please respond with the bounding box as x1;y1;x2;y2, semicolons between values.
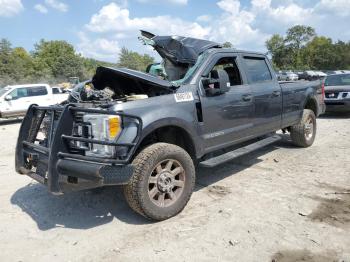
28;86;48;96
52;88;60;94
243;57;272;83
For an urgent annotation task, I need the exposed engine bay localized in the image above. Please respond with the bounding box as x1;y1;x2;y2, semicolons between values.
68;66;175;104
68;31;221;104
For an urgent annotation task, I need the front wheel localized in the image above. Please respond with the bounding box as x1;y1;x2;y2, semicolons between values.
290;109;316;147
123;143;195;221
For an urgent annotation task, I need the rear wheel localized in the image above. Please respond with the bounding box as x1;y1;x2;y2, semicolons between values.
290;109;316;147
124;143;195;221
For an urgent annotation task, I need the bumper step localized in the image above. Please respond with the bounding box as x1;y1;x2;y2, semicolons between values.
199;135;281;168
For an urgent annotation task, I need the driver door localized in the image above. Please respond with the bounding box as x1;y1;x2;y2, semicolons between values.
198;54;255;152
4;87;31;117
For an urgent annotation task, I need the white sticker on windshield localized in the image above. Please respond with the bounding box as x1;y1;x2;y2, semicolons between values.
174;92;194;102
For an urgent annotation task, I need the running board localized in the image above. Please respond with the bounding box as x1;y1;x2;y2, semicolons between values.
199;135;281;168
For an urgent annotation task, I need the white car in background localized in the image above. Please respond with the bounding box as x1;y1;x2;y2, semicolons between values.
0;84;69;118
314;71;327;78
278;71;299;81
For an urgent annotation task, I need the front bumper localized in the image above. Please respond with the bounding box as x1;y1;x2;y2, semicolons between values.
325;99;350;112
15;104;142;194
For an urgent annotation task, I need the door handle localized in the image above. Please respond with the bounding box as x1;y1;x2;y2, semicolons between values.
272;91;281;97
242;94;253;102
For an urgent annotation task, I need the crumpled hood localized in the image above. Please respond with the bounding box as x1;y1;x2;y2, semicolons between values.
141;30;221;65
92;66;172;89
91;66;174;96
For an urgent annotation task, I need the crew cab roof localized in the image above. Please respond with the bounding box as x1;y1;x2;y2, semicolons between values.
4;83;50;88
141;30;221;65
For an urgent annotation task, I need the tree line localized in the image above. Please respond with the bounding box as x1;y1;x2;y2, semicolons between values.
0;39;154;87
1;25;349;86
266;25;350;71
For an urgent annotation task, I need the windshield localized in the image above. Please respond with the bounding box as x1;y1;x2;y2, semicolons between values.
171;52;209;86
325;74;350;86
0;87;11;97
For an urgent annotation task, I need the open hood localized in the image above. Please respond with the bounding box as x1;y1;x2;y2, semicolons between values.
92;66;174;96
140;30;221;65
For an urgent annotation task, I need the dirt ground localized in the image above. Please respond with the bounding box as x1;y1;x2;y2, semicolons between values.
0;114;350;262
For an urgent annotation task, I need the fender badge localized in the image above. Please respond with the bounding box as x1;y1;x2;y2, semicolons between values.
174;92;194;102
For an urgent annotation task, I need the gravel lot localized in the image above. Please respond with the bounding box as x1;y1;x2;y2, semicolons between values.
0;114;350;262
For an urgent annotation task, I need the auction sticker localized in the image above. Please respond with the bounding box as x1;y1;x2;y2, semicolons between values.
174;92;194;102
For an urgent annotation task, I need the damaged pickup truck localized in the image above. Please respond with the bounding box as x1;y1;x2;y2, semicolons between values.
15;31;326;220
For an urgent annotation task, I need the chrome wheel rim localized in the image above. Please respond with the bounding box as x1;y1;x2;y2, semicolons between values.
148;159;185;207
304;116;314;140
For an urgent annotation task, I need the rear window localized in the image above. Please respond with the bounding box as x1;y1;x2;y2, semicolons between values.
28;86;48;96
243;57;272;83
325;74;350;86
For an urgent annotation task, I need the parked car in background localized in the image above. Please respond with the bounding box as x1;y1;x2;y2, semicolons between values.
0;84;69;118
296;71;304;79
301;71;318;80
325;70;343;75
315;71;327;79
278;71;298;81
324;73;350;112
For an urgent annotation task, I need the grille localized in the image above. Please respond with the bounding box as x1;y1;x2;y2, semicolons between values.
29;109;62;148
325;92;339;99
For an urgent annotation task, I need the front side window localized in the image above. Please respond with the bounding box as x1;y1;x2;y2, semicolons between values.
243;57;272;83
209;57;242;86
9;88;29;99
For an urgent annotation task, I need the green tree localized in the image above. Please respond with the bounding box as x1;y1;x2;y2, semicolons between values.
0;39;13;85
285;25;316;50
222;41;234;48
117;47;154;72
266;34;287;69
286;25;315;69
265;25;316;70
82;57;117;79
333;41;350;70
33;40;85;82
9;47;35;83
303;36;335;70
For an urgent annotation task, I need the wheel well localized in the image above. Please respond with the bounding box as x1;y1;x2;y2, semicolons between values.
304;98;318;116
137;126;196;159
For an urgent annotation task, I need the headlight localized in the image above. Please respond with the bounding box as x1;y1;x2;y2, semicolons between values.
82;114;122;157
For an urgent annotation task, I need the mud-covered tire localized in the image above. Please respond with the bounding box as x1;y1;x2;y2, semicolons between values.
123;143;195;221
290;109;316;147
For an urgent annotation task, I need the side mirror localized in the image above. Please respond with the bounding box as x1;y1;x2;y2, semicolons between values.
4;95;12;101
202;69;230;96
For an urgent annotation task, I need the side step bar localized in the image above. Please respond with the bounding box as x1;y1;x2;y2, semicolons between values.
199;135;281;168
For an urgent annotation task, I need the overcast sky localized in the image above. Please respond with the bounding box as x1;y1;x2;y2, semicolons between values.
0;0;349;62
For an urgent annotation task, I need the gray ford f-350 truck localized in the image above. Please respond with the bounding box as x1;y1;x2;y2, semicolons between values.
15;31;325;220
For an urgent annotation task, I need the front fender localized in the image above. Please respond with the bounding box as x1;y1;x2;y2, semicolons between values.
112;94;204;159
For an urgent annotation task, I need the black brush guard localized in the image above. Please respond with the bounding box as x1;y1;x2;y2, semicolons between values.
15;104;142;194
